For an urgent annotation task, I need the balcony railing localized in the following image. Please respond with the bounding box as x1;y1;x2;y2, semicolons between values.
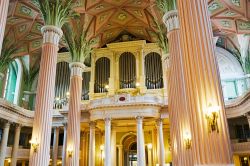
222;75;250;101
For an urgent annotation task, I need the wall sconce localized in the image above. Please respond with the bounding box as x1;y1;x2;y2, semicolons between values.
66;92;70;98
184;132;191;149
68;147;73;158
147;143;153;150
136;82;140;87
29;138;39;152
205;103;220;133
100;144;104;151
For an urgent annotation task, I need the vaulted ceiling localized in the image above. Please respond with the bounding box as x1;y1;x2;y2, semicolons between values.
4;0;250;60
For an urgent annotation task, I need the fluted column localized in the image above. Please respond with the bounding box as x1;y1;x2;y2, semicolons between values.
11;124;22;166
66;62;85;166
29;25;63;166
156;119;165;166
0;122;10;165
62;123;67;166
177;0;232;164
136;116;145;166
89;122;96;166
118;145;123;166
0;0;9;56
111;129;116;166
163;10;192;166
52;127;60;166
104;118;111;166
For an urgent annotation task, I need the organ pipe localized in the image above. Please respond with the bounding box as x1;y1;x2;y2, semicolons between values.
94;57;110;93
82;72;90;100
145;52;163;89
119;52;136;89
54;62;70;109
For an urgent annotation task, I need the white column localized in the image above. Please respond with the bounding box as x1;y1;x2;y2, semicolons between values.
11;124;21;166
136;116;145;166
118;145;123;166
156;119;165;166
0;122;10;165
147;144;152;166
62;123;67;166
104;118;111;166
89;122;96;166
52;127;60;166
111;129;116;166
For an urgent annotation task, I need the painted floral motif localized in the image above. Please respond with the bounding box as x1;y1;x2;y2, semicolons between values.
231;0;240;6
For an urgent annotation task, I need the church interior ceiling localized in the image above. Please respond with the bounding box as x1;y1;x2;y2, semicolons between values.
4;0;250;66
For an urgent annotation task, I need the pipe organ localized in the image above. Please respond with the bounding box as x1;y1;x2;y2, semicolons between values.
82;72;91;100
145;52;163;89
119;52;136;89
54;62;70;109
89;40;167;99
54;61;91;108
94;57;110;93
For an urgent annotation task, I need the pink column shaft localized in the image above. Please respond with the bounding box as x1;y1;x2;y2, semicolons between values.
29;26;62;166
0;0;9;56
168;29;193;165
176;0;233;164
66;63;83;166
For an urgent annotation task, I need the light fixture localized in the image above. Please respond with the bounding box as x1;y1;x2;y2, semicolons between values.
29;138;39;152
66;92;70;98
67;147;73;158
7;158;11;163
184;131;191;149
205;103;220;133
136;82;140;87
147;143;153;150
100;144;104;151
105;85;109;89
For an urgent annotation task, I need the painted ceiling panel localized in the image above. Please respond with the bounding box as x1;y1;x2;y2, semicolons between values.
3;0;249;60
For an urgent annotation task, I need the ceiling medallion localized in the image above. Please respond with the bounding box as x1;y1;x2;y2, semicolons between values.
118;13;127;21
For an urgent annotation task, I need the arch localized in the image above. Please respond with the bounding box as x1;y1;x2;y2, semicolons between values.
119;132;137;145
94;57;110;93
119;52;136;89
144;52;163;89
216;47;244;79
216;47;245;100
3;59;23;104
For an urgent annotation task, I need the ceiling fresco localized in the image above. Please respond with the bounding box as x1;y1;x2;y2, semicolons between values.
4;0;250;60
